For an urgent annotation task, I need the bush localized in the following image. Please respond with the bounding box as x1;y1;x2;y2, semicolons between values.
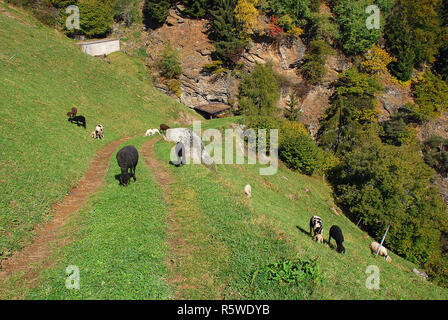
158;41;182;79
279;121;323;175
113;0;140;26
360;44;396;75
167;79;182;97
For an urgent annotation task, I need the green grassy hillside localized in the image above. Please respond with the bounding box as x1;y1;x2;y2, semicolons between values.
0;3;198;260
1;3;448;300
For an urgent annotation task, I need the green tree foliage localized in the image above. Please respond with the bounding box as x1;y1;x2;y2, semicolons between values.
158;41;182;79
237;62;281;117
284;92;301;121
379;112;415;146
422;136;448;177
279;121;323;175
77;0;113;38
182;0;215;18
49;0;78;8
300;39;331;85
412;70;448;118
262;0;311;27
208;0;245;66
402;0;441;67
113;0;140;26
143;0;172;28
384;5;414;81
330;135;448;264
433;0;448;80
318;68;383;154
333;0;382;56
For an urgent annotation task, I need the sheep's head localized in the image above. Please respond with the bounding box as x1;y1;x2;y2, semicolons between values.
337;245;345;254
119;172;131;186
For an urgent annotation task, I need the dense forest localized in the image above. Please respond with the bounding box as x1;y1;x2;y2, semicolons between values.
8;0;448;287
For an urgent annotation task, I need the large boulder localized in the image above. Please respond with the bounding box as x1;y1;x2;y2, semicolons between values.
165;128;214;165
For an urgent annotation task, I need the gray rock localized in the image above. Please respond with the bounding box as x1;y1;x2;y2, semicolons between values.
165;128;214;165
412;268;429;280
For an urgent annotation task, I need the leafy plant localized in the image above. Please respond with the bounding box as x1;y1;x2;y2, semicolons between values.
158;41;182;79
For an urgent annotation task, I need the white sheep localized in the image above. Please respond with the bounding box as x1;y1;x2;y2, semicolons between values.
145;128;161;137
314;233;323;244
370;241;392;263
244;184;252;198
95;124;104;140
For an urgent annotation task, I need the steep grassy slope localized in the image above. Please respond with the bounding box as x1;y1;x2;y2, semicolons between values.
0;3;198;261
149;121;448;299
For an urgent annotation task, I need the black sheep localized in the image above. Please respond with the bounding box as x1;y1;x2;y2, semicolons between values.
116;145;139;186
68;115;86;129
328;225;345;253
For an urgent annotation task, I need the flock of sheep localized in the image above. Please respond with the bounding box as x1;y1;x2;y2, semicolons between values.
309;214;392;262
67;111;392;262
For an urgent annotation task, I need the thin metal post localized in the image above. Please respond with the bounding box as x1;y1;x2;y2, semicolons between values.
376;223;391;257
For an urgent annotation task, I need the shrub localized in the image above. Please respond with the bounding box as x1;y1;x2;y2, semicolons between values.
113;0;140;26
158;41;182;79
167;79;182;97
279;121;323;175
202;60;225;75
284;92;301;121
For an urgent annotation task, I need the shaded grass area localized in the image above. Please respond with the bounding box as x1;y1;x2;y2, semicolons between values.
154;117;448;299
0;4;198;260
25;137;171;299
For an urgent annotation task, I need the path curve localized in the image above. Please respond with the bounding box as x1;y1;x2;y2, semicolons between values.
0;135;134;284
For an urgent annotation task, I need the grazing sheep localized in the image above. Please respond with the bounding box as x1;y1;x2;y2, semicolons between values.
309;216;323;242
66;107;78;118
170;141;186;167
145;128;161;137
116;145;139;186
68;115;86;128
370;242;392;263
95;124;104;140
244;184;252;198
160;123;170;133
329;225;345;253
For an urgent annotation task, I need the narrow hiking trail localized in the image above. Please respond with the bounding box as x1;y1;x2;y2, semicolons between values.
141;138;224;299
0;136;133;292
140;138;191;299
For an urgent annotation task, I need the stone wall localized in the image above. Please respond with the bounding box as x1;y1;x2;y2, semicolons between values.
77;39;121;57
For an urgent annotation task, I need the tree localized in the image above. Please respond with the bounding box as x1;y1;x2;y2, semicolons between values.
208;0;245;66
279;121;323;175
379;112;415;146
77;0;113;38
360;44;396;75
384;1;415;81
237;62;281;117
143;0;172;28
158;41;182;79
412;70;448;118
234;0;259;37
330;137;448;264
333;0;382;56
318;68;383;154
284;92;301;121
300;39;331;85
422;136;448;177
182;0;215;18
